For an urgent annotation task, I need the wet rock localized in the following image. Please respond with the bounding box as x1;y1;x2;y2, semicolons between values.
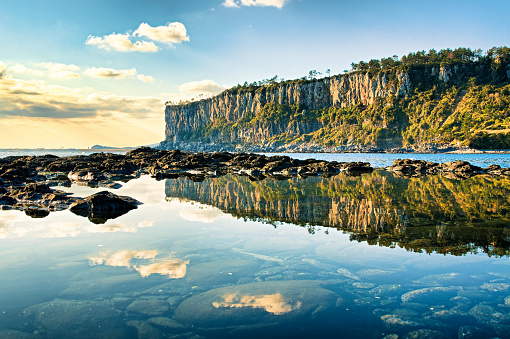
0;329;36;339
336;268;361;280
24;207;50;218
126;320;163;339
0;194;16;205
432;309;474;323
414;273;466;286
127;299;170;316
352;282;375;289
369;284;403;297
380;314;422;329
480;282;510;292
468;304;504;325
174;280;342;328
69;191;141;223
494;324;510;338
147;317;185;329
457;325;489;339
23;299;134;339
401;287;459;304
404;329;447;339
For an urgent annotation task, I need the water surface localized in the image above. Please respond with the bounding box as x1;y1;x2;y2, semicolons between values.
1;170;510;338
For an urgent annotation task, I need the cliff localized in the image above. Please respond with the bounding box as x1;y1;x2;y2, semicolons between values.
163;47;510;150
165;72;411;146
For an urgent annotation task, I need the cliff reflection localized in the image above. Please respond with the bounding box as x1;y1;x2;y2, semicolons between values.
212;293;300;315
165;171;510;256
89;250;188;278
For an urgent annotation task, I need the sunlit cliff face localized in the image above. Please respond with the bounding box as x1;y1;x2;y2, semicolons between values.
212;293;301;315
89;250;189;278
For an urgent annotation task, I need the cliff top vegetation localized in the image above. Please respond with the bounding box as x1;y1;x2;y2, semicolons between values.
165;46;509;106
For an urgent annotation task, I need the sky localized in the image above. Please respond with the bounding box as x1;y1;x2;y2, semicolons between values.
0;0;508;148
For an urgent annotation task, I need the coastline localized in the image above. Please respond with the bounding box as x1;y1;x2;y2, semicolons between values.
156;141;510;155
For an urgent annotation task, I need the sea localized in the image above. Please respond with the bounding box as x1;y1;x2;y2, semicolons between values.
1;149;510;338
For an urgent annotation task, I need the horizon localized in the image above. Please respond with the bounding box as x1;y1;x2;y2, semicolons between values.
1;0;509;148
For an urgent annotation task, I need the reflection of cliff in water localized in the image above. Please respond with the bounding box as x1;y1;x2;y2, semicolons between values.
165;171;510;256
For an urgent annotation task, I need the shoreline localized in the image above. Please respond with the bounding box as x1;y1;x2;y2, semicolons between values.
156;141;510;155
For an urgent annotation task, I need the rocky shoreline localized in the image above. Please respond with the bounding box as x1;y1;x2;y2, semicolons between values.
157;140;501;154
0;147;508;222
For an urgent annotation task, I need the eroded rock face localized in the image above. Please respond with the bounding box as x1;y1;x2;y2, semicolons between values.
165;72;413;145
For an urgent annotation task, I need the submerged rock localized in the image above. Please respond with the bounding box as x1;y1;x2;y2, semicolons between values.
23;299;134;339
127;299;170;316
174;280;342;329
401;287;459;304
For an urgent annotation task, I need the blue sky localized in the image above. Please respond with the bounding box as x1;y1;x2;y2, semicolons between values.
0;0;508;148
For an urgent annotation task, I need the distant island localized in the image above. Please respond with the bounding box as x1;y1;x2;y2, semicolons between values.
90;145;136;150
161;46;510;153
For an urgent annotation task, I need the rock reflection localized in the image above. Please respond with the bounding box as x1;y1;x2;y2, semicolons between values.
165;171;510;256
89;250;188;278
213;293;301;315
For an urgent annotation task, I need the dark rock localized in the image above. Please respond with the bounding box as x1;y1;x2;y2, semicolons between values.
25;207;50;218
23;183;51;194
0;195;17;205
69;191;142;223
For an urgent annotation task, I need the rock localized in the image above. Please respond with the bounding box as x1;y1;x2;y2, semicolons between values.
413;273;466;286
127;299;170;316
505;295;510;306
147;317;185;329
480;282;510;292
432;309;474;322
24;207;50;218
468;304;504;325
458;325;490;339
380;314;422;329
401;287;458;304
69;191;141;223
0;329;36;339
126;320;163;339
0;194;16;205
174;280;342;328
404;329;448;339
23;299;134;338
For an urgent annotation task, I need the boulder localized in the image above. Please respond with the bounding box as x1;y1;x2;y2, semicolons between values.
69;191;142;223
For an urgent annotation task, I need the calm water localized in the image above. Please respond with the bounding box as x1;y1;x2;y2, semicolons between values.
1;152;510;338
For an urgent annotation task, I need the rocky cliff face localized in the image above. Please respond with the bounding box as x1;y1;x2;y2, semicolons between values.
165;72;412;144
164;60;510;149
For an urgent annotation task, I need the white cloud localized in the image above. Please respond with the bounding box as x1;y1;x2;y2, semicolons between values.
35;62;80;72
0;61;5;79
84;67;137;79
223;0;288;8
179;79;227;94
48;71;81;79
134;22;189;45
0;70;162;119
86;33;159;52
223;0;239;7
84;67;154;82
137;74;155;82
9;62;80;79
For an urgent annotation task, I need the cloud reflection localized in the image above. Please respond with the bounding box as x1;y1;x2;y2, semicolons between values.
213;293;301;315
89;250;188;278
